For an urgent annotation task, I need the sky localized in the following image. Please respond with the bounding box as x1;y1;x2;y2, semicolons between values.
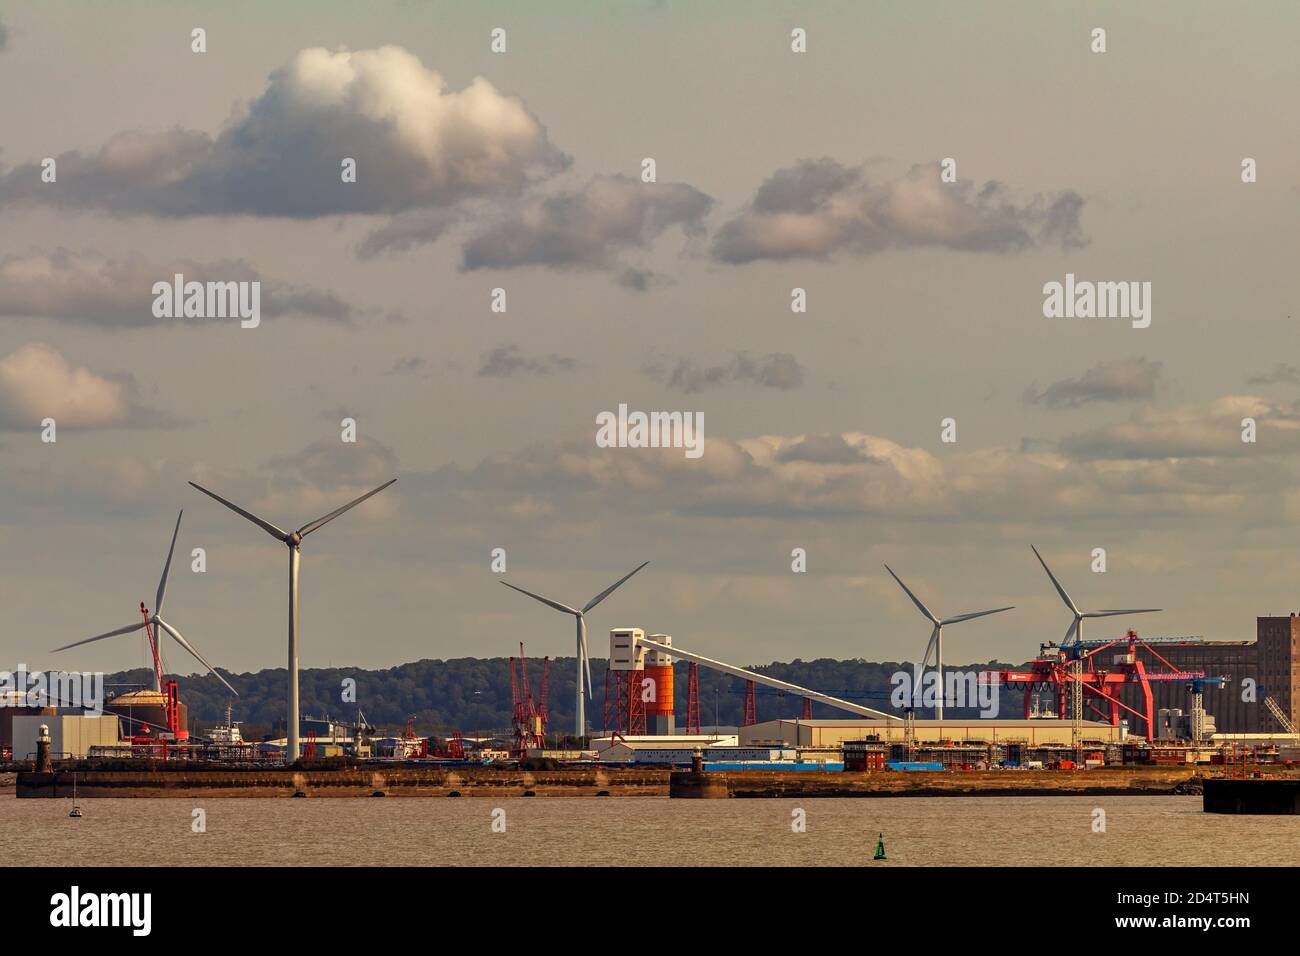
1;1;1299;684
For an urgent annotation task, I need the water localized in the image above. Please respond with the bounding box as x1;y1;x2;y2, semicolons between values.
6;795;1296;866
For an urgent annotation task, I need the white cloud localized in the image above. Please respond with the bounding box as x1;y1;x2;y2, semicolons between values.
0;342;135;428
0;46;567;217
1059;395;1300;459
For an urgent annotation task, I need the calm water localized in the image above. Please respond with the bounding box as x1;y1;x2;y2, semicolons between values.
4;795;1294;866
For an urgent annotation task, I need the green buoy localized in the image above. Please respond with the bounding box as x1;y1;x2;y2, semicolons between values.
873;833;887;861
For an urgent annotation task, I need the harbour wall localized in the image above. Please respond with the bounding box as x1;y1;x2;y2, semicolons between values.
11;765;1236;798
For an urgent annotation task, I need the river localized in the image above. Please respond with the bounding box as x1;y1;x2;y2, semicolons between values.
4;794;1295;866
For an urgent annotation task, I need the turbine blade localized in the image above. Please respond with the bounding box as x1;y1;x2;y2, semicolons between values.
297;478;397;537
51;621;146;653
188;481;288;541
1063;618;1079;644
155;617;238;697
500;581;579;615
1089;608;1161;617
941;606;1014;626
921;625;939;670
582;561;649;614
580;630;593;699
156;510;182;616
884;564;939;625
1031;545;1078;613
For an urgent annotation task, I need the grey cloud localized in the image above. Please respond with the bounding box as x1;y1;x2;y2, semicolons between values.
461;175;712;274
265;436;399;488
477;344;577;378
774;433;880;464
389;356;427;375
1024;357;1161;410
647;351;805;393
712;159;1086;264
356;208;464;259
0;250;355;327
0;18;9;52
0;46;567;218
1248;363;1300;386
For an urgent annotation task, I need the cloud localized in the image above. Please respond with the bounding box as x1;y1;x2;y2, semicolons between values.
389;356;426;375
1059;395;1300;460
355;207;465;259
774;433;880;464
460;175;712;276
1248;363;1300;386
644;351;805;393
0;342;167;429
0;46;567;217
1024;357;1162;409
414;427;1270;529
712;159;1086;263
477;344;577;378
0;250;355;327
0;17;9;52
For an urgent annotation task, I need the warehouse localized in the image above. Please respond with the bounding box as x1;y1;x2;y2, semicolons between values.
737;718;1124;749
11;715;121;761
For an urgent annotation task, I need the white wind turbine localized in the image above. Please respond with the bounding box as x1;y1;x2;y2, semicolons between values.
1031;545;1160;645
52;511;237;696
884;564;1013;720
189;477;396;763
501;561;649;739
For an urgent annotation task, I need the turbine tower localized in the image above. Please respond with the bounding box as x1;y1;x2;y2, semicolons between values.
884;564;1013;720
501;561;648;740
52;511;237;696
1030;545;1161;644
189;478;396;763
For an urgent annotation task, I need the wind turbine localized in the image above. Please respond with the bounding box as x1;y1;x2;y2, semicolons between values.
884;564;1013;720
501;561;648;740
52;511;237;696
1030;545;1160;645
188;477;396;763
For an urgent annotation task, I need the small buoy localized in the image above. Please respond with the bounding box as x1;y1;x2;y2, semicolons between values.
873;833;887;861
69;806;83;818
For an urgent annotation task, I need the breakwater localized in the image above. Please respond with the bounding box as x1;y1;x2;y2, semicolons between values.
11;764;1233;798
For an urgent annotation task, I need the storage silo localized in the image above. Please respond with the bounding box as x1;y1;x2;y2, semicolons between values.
644;634;676;736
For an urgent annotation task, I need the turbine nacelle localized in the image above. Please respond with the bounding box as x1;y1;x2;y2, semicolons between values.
188;477;396;763
501;561;649;738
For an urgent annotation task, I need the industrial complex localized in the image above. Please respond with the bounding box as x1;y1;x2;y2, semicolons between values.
4;519;1300;782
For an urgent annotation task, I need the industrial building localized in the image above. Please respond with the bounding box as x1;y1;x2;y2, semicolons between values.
11;714;121;760
1146;639;1257;733
1256;616;1300;732
737;718;1125;749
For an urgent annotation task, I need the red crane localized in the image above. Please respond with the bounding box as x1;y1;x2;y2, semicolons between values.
986;630;1200;741
509;643;547;758
686;662;702;735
